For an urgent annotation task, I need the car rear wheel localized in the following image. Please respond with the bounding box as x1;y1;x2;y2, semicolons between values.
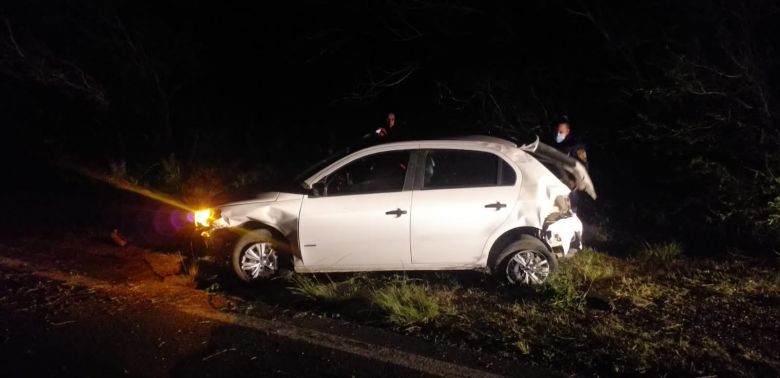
495;237;558;285
232;230;280;282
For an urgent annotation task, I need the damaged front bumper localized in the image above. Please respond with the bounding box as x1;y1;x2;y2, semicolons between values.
191;212;235;260
544;214;583;258
196;216;230;238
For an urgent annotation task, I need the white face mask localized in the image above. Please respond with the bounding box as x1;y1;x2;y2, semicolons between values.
555;132;566;143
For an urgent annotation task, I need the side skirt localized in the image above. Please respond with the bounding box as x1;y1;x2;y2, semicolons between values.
294;264;487;274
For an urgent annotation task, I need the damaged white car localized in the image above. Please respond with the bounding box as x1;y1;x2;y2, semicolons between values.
194;136;595;285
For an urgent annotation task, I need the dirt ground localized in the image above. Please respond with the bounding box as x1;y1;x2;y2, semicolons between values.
0;233;547;378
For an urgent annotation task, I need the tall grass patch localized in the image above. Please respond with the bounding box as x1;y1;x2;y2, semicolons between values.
632;241;684;262
543;249;616;309
370;277;454;329
289;275;359;303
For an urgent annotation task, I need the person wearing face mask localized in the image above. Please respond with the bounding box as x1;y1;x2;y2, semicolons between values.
554;117;588;168
553;117;589;213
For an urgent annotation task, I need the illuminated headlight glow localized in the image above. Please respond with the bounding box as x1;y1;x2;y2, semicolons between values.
193;209;213;227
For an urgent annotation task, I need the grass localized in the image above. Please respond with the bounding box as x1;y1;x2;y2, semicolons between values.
288;274;454;328
632;241;684;262
288;275;359;303
370;277;454;329
271;247;780;376
542;249;616;309
186;259;199;283
612;276;664;303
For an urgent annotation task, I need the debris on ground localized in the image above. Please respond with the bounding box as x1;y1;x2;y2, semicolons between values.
110;229;127;247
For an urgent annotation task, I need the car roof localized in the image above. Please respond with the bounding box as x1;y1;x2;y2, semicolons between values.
443;135;518;147
361;135;519;152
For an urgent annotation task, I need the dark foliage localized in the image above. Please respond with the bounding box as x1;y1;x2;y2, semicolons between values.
1;0;778;253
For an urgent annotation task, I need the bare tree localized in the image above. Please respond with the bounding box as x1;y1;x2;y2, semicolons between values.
343;64;418;101
0;16;108;107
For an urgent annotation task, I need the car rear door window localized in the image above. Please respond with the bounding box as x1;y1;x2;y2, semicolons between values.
423;150;516;189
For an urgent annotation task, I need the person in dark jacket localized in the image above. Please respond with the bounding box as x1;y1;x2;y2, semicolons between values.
553;118;588;212
554;119;588;167
364;112;397;139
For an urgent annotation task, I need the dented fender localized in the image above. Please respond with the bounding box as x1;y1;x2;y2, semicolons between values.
211;192;304;240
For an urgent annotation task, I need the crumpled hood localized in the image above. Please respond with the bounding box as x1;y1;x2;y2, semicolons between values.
220;191;280;206
213;192;304;236
215;192;280;221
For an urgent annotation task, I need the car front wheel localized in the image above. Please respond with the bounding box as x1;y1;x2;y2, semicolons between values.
232;229;280;282
495;237;558;285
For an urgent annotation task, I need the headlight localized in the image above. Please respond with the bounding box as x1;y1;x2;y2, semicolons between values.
193;209;213;227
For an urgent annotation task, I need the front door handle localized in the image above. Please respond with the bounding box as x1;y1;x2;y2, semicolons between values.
484;201;507;210
385;208;408;217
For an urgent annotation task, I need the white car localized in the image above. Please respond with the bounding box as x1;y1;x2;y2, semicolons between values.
194;136;595;285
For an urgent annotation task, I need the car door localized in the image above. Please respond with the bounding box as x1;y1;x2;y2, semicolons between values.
410;149;519;265
298;149;413;269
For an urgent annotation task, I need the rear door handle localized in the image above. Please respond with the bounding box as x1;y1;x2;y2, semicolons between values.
385;208;408;217
484;201;507;210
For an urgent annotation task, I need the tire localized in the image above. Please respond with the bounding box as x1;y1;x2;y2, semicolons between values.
231;229;281;282
494;236;558;285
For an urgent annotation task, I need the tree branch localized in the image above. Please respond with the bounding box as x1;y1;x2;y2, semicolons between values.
344;64;418;100
3;17;24;58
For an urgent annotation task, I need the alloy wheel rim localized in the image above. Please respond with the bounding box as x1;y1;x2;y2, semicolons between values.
240;242;278;279
506;250;550;285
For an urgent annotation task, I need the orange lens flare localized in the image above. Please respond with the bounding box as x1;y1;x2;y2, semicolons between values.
193;209;213;227
59;160;200;214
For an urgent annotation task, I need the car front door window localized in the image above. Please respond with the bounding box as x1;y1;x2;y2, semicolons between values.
323;150;410;196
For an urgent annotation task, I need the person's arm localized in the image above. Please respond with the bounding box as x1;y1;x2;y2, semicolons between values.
362;127;387;139
575;146;587;165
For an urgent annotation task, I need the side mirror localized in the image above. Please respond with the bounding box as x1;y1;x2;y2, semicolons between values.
310;181;327;197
